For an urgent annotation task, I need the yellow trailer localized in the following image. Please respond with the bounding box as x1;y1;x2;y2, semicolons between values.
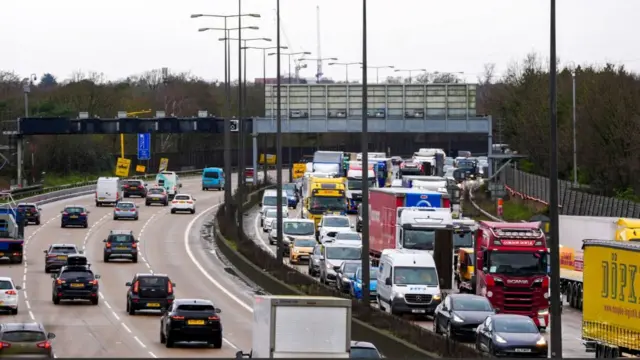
582;239;640;357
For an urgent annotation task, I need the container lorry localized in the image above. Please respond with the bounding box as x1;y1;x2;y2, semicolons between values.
0;194;26;264
313;151;345;176
239;295;351;358
345;162;375;213
581;238;640;357
474;221;550;330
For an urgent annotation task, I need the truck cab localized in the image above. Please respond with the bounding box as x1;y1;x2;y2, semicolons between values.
396;207;453;254
474;221;550;330
345;162;376;213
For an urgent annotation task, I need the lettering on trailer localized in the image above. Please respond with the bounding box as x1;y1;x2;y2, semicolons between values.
601;252;638;304
405;193;441;208
500;239;536;246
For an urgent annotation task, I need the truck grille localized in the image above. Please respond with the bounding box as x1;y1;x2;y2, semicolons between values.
502;286;534;312
404;294;432;304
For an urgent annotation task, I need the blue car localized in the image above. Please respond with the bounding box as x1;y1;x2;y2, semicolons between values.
202;167;225;191
285;188;298;209
350;267;379;301
60;205;89;228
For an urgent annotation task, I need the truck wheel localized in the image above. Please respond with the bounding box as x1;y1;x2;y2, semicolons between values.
577;284;583;310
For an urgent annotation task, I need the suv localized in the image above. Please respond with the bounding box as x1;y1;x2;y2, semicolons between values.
17;203;41;225
126;273;176;315
146;187;168;206
103;230;138;263
0;323;56;358
51;255;100;305
123;179;147;198
43;244;80;273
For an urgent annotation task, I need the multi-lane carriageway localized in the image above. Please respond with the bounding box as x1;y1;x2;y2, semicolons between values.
1;172;286;358
244;202;593;358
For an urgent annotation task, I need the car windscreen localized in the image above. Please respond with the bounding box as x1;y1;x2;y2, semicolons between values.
109;234;134;243
452;297;493;311
350;347;380;358
51;246;77;254
265;210;277;218
283;184;296;191
148;188;164;194
124;180;142;186
356;268;379;280
64;207;85;214
284;222;315;235
326;247;361;260
285;189;296;196
393;266;438;286
60;271;94;280
324;217;350;227
343;262;360;274
177;304;215;312
174;195;191;200
116;203;135;209
493;317;539;333
1;331;46;342
139;277;167;287
0;281;12;290
18;205;37;211
293;239;316;247
204;171;219;179
263;196;287;206
336;232;360;240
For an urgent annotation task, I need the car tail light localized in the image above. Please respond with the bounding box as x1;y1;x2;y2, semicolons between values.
95;191;98;199
486;275;495;286
0;342;11;349
5;290;16;296
133;281;139;294
208;316;219;320
105;242;112;248
167;281;173;295
116;192;120;200
131;243;137;248
36;341;51;349
123;185;129;188
80;212;87;216
56;279;65;285
62;212;69;216
187;201;193;204
443;198;451;208
172;201;177;204
89;280;98;286
130;209;136;212
171;315;184;320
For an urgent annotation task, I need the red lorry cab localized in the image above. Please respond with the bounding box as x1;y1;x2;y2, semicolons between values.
475;221;550;329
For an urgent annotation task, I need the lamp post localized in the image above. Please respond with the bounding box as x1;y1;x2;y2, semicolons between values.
360;0;370;304
19;74;37;187
393;68;426;84
361;65;394;83
571;68;578;187
299;57;338;82
328;62;363;83
268;52;312;84
275;0;284;265
193;13;260;210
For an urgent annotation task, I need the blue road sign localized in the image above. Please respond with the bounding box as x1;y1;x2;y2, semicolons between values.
137;133;151;160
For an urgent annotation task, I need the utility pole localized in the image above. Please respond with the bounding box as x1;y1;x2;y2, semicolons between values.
360;0;370;304
572;70;578;187
275;0;284;264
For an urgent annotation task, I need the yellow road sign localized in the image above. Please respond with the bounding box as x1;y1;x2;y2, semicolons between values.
159;158;169;172
292;163;306;179
115;158;131;177
136;164;146;173
259;154;276;165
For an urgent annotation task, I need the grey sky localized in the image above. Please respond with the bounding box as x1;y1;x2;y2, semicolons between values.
2;0;637;83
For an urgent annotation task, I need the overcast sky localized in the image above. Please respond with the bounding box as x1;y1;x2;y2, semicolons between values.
2;0;638;83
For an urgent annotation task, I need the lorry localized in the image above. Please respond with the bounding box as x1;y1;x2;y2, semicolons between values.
474;221;550;330
345;162;375;213
303;177;347;228
240;295;352;358
0;194;26;264
581;239;640;358
313;151;345;176
368;188;454;289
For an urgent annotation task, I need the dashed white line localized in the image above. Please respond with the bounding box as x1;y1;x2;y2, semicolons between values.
121;323;132;333
111;311;120;321
133;336;146;348
99;292;104;299
104;301;112;309
148;351;157;358
23;291;27;299
25;300;30;309
28;310;35;320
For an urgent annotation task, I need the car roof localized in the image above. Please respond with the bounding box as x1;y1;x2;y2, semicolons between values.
350;341;377;349
491;314;533;321
174;193;192;197
449;293;487;300
136;273;169;278
283;219;314;224
61;265;92;272
0;277;14;282
17;203;37;206
116;201;135;204
64;204;86;208
335;231;359;236
50;244;77;247
174;298;213;306
324;242;361;248
323;215;349;220
124;178;142;182
109;230;134;235
1;323;45;332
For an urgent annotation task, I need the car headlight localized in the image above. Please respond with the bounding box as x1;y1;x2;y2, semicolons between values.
354;282;362;289
538;308;549;316
432;293;441;301
342;276;350;282
452;314;464;323
536;336;546;346
326;264;332;269
495;335;507;344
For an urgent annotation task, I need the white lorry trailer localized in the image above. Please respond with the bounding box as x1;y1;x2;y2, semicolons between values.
243;295;352;358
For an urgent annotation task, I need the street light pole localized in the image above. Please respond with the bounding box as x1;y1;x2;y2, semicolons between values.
328;62;363;83
361;0;370;305
362;66;394;83
394;68;426;84
276;0;284;265
572;70;578;187
237;0;244;233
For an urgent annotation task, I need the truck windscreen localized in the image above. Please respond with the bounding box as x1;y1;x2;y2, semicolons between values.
309;196;346;213
347;178;376;190
488;251;547;276
402;229;436;250
453;231;473;248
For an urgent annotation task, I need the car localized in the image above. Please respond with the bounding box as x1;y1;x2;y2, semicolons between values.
170;194;196;214
43;244;81;273
126;273;176;315
317;215;353;241
284;188;298;209
0;277;21;314
283;183;300;199
433;294;495;340
350;341;382;358
103;230;138;263
122;179;147;198
202;167;224;191
308;244;323;277
17;203;41;225
268;226;278;245
356;204;363;232
350;266;378;301
319;242;362;284
160;298;223;348
335;260;361;293
51;255;100;305
60;205;89;228
0;322;55;358
288;238;316;264
328;231;362;244
146;187;169;206
262;208;278;232
475;314;548;357
113;201;139;220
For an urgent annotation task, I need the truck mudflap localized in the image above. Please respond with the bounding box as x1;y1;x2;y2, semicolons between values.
533;313;550;329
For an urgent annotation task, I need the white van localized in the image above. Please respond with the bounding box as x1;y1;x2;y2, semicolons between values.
259;189;288;226
155;171;181;200
376;249;442;317
96;177;123;207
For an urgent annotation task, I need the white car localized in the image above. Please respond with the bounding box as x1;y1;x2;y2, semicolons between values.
263;208;278;232
170;194;196;214
0;277;21;314
317;215;353;241
328;231;362;245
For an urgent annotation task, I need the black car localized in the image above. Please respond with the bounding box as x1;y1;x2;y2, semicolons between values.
17;203;41;225
103;230;138;263
60;205;89;228
160;298;222;348
433;294;494;340
43;244;81;273
475;314;548;357
51;255;100;305
126;273;176;315
335;260;361;293
123;179;147;198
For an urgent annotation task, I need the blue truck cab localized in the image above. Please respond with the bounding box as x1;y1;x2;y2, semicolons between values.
0;196;26;264
202;167;225;191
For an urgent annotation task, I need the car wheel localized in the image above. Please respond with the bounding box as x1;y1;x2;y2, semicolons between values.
447;323;455;339
44;267;49;274
128;301;136;315
52;295;60;305
35;219;40;225
433;318;440;334
160;329;166;344
113;216;117;220
211;333;223;349
190;209;195;214
134;216;139;220
83;222;88;228
91;297;99;305
96;202;101;207
165;333;174;348
146;202;150;206
103;255;109;263
164;201;168;206
171;209;176;214
11;308;18;315
202;187;206;191
60;223;65;228
132;256;138;263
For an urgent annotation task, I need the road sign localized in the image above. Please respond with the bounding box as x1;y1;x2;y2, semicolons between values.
292;163;306;179
137;133;151;160
230;119;239;132
115;158;131;177
159;158;169;172
136;165;146;173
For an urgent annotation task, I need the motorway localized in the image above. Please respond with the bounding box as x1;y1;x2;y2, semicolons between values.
2;172;282;358
244;201;592;358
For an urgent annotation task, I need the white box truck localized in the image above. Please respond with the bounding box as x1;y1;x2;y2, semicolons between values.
245;295;351;358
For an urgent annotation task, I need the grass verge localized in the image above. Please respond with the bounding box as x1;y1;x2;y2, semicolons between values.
43;172;113;187
469;192;547;221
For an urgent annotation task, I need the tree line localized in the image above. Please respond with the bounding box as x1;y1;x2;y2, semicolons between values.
1;55;638;197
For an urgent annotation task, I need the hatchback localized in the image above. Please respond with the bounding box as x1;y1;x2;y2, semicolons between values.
146;187;168;206
0;322;55;358
113;201;139;220
0;277;21;315
60;206;89;228
122;179;147;198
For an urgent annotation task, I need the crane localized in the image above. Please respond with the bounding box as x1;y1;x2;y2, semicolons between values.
273;9;310;81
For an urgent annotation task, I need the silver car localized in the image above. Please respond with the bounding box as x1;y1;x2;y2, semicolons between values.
113;201;139;220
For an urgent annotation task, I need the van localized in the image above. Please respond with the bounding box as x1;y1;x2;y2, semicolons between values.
259;189;288;225
202;167;224;191
96;177;123;207
376;249;442;316
155;171;181;200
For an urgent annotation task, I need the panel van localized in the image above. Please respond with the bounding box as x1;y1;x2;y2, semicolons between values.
376;249;442;317
202;167;225;191
259;189;288;226
155;171;181;200
96;177;123;207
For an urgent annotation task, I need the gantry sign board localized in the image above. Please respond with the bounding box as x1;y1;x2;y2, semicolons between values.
264;84;477;120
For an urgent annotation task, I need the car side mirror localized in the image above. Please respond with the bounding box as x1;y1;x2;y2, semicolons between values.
95;275;101;279
86;211;91;214
38;207;42;211
258;203;262;207
179;183;183;188
125;282;132;286
172;282;177;287
385;278;392;286
15;285;22;290
350;224;355;228
43;250;48;254
47;332;56;340
215;308;222;314
59;211;63;214
483;267;488;273
319;256;324;260
135;240;140;243
193;198;196;201
103;239;107;242
79;250;84;254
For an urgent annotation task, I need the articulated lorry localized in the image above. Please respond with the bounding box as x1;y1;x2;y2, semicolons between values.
313;151;345;176
238;295;352;358
582;239;640;357
345;162;375;213
0;193;26;264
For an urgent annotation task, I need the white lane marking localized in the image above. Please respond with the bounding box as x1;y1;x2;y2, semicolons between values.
223;338;239;349
254;209;275;255
23;291;27;299
121;323;132;333
99;292;104;299
111;311;120;320
148;351;157;358
104;301;112;309
28;310;35;320
25;300;30;309
134;336;146;348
